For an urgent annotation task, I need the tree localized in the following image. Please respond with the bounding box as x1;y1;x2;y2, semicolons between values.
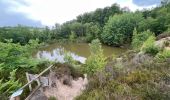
84;23;101;42
70;22;85;37
102;13;144;46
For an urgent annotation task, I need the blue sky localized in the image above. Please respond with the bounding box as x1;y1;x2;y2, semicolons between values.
0;0;161;27
133;0;161;6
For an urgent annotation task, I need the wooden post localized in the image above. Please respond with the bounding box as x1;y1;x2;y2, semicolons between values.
37;77;44;92
26;72;32;91
37;77;41;86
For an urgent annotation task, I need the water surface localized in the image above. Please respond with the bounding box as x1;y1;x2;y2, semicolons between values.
34;43;126;63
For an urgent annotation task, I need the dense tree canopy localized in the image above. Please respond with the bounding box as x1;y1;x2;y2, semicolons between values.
101;13;144;46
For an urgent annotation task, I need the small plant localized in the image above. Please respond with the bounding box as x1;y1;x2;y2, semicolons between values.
155;49;170;62
85;39;106;74
0;69;22;97
64;51;75;64
132;29;154;50
141;35;160;56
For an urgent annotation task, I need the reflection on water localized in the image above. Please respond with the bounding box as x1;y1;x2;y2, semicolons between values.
36;48;86;63
35;43;127;63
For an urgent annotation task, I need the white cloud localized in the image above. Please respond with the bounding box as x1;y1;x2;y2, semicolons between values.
10;0;157;26
118;0;156;11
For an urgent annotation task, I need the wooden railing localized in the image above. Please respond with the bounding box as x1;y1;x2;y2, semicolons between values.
10;65;53;100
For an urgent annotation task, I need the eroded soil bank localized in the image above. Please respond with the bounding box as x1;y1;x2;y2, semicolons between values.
30;63;88;100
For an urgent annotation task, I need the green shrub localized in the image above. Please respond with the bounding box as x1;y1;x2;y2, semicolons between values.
155;49;170;61
123;70;152;85
0;40;45;97
64;51;75;64
141;36;160;56
69;31;76;42
132;29;154;50
85;39;106;74
0;70;22;98
84;23;100;42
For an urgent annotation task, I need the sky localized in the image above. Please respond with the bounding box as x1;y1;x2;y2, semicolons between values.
0;0;161;27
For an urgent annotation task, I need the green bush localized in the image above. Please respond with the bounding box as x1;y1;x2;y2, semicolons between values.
155;49;170;61
0;70;22;98
132;29;154;50
85;39;106;74
141;36;160;56
64;51;75;64
0;40;44;97
84;23;101;42
69;31;77;42
101;13;144;46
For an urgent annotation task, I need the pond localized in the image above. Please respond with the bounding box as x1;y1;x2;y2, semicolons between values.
34;43;127;63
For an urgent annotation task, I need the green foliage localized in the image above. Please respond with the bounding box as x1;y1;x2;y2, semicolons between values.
84;23;101;42
132;29;154;50
63;52;75;65
69;31;76;42
75;89;106;100
0;40;40;77
102;13;144;46
140;1;170;35
77;50;170;100
155;49;170;61
0;26;52;44
141;35;160;56
0;40;42;97
85;39;106;74
166;27;170;32
124;70;152;85
0;70;21;98
77;4;122;27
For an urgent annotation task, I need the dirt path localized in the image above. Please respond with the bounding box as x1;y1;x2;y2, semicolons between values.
44;74;88;100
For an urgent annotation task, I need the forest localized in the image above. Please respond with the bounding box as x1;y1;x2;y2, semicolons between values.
0;0;170;100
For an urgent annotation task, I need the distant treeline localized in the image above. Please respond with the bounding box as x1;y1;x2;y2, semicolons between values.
0;0;170;46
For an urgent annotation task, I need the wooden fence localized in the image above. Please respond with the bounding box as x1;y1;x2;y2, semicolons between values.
10;65;53;100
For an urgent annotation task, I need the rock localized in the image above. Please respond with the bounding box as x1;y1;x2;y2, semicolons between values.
155;37;170;49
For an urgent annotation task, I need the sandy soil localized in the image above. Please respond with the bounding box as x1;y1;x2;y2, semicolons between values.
44;74;88;100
